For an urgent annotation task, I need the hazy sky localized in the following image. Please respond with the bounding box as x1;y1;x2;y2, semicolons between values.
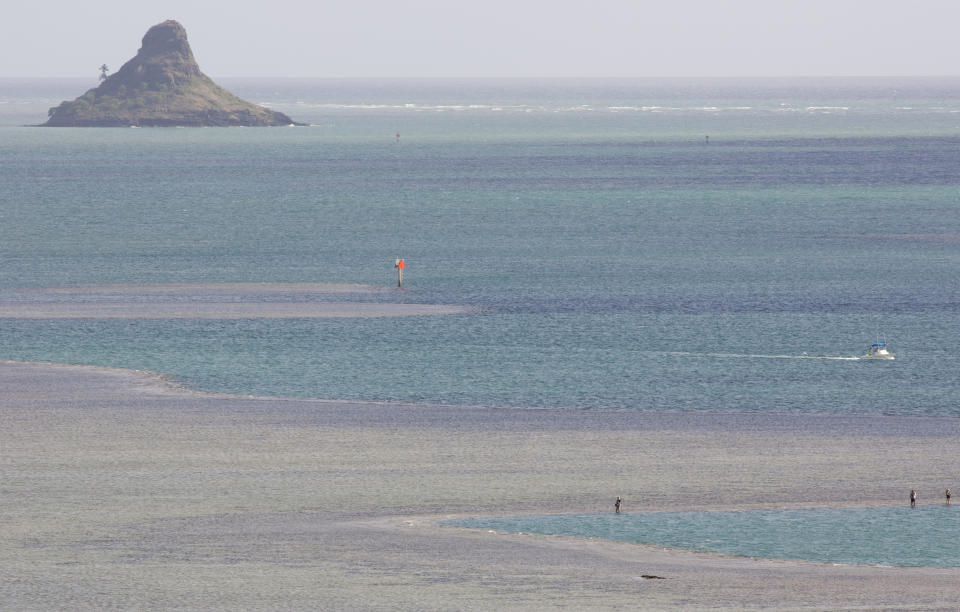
2;0;959;78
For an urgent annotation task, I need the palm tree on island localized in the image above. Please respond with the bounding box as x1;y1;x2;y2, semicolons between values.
99;64;109;81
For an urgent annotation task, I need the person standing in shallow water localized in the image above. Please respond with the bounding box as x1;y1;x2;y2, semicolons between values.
911;489;917;507
615;497;622;513
947;489;951;504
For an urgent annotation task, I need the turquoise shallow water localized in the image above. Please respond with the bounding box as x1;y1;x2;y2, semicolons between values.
451;505;960;568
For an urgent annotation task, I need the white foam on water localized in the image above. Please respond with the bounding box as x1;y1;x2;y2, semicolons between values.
669;351;859;361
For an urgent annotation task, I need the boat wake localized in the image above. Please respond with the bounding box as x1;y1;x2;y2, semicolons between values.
669;352;860;361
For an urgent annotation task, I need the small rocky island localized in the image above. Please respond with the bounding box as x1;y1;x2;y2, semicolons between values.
44;20;299;127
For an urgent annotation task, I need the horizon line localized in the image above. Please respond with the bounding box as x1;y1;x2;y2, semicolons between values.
4;74;960;80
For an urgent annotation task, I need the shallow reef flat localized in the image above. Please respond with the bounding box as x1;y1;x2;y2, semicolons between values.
2;360;960;610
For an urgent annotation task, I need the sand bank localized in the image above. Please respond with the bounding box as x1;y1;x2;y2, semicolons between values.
2;360;959;610
0;283;477;318
0;301;475;318
19;282;393;295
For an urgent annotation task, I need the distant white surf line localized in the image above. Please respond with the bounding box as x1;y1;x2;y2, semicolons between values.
669;351;860;361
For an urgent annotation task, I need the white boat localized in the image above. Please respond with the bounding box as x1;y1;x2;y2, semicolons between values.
860;342;894;360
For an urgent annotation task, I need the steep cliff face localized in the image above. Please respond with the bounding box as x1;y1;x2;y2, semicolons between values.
44;20;299;127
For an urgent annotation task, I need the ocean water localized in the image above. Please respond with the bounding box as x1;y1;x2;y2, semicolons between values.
2;77;960;414
4;77;960;570
451;504;960;568
2;78;960;412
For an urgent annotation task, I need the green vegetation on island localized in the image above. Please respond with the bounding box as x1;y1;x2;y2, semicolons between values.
44;20;300;127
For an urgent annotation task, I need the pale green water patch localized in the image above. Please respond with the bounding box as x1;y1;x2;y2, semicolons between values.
450;505;960;567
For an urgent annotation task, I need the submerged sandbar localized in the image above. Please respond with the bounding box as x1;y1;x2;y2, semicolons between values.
2;359;959;609
0;282;478;318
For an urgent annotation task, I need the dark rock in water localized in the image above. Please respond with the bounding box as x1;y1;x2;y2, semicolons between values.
44;20;300;127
